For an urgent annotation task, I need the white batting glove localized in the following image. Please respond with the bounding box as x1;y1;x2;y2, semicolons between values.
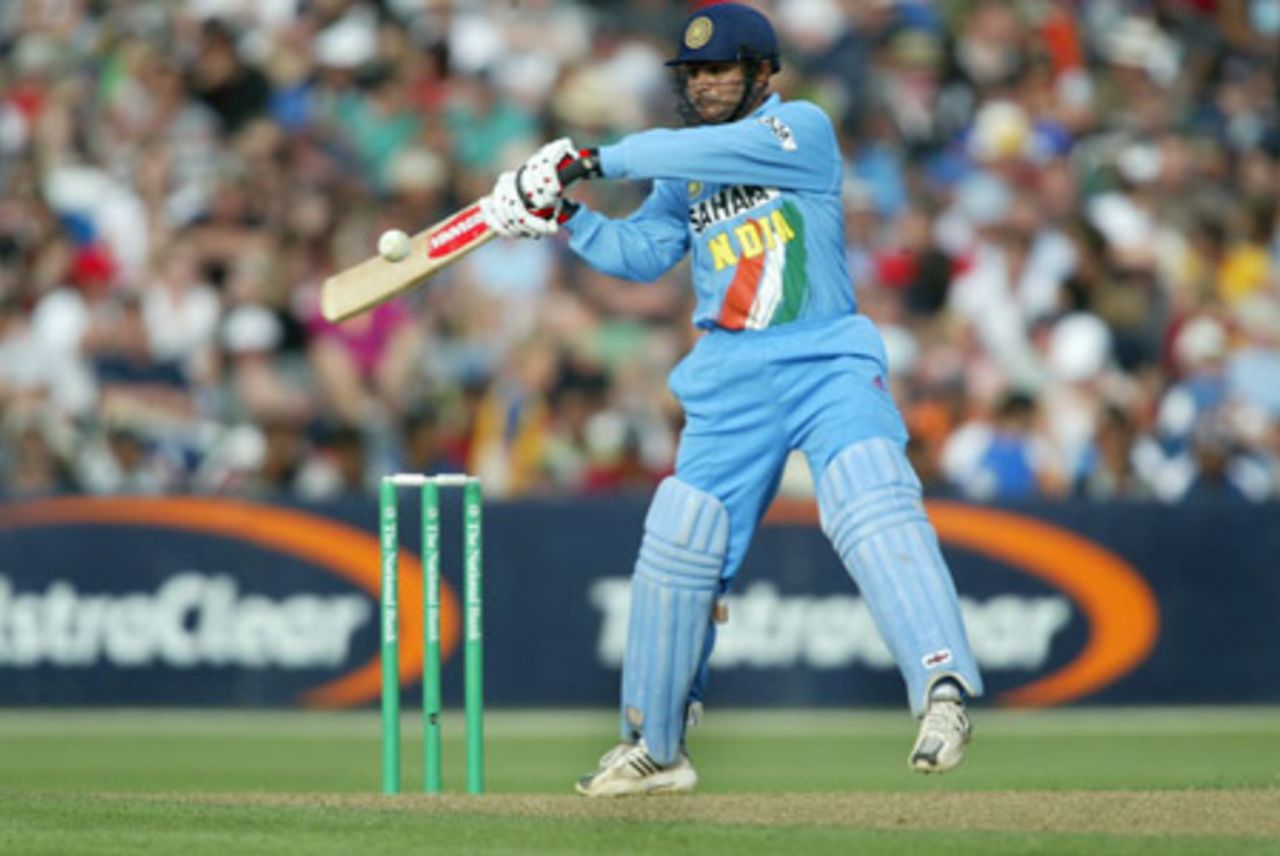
516;137;577;211
480;171;558;239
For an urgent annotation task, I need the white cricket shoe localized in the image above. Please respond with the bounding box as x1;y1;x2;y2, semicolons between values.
575;741;698;797
909;691;972;773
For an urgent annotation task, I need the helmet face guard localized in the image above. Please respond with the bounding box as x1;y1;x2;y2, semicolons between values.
672;57;769;126
666;4;780;125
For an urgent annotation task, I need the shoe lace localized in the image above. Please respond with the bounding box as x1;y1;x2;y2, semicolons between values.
597;741;638;768
922;699;969;737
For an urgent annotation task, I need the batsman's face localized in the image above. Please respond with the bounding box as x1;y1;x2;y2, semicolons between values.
682;62;749;124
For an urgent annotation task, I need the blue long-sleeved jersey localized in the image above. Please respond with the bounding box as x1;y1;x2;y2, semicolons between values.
564;94;857;331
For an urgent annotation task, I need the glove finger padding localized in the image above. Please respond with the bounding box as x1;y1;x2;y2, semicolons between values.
516;137;577;211
480;171;557;239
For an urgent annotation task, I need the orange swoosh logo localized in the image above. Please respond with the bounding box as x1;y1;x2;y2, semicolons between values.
0;497;460;707
4;496;1159;708
765;499;1160;706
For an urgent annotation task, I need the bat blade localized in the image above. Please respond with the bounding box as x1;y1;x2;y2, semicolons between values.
321;200;496;323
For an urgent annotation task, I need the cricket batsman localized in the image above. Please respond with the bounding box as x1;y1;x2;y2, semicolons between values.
480;2;984;796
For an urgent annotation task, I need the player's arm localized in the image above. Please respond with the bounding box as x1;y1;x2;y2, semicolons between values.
560;180;690;282
598;102;840;193
494;103;838;240
480;140;688;282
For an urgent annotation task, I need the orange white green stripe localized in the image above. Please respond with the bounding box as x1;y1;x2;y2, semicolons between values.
716;201;808;330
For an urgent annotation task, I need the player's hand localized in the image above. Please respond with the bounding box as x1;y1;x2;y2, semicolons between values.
517;138;575;210
516;137;597;210
480;171;558;239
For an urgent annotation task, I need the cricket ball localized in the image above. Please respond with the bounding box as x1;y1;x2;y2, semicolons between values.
378;229;412;262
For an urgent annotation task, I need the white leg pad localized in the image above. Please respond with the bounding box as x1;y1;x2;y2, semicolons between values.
817;437;983;715
622;477;728;764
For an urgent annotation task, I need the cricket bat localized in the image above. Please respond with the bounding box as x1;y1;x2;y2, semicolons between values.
320;202;494;323
320;157;591;324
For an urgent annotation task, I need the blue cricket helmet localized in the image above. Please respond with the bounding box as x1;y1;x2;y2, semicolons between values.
666;3;781;74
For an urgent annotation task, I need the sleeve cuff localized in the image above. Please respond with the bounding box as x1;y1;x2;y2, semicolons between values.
560;202;589;231
598;142;627;179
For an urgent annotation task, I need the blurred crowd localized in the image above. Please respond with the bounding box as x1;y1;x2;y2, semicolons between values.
1;0;1278;504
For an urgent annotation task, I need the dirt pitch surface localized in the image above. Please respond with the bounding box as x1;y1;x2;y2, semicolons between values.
131;790;1279;839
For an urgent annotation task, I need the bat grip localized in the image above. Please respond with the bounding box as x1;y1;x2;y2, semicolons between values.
557;159;587;187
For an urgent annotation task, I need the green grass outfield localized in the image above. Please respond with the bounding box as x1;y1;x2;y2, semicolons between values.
2;707;1277;855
